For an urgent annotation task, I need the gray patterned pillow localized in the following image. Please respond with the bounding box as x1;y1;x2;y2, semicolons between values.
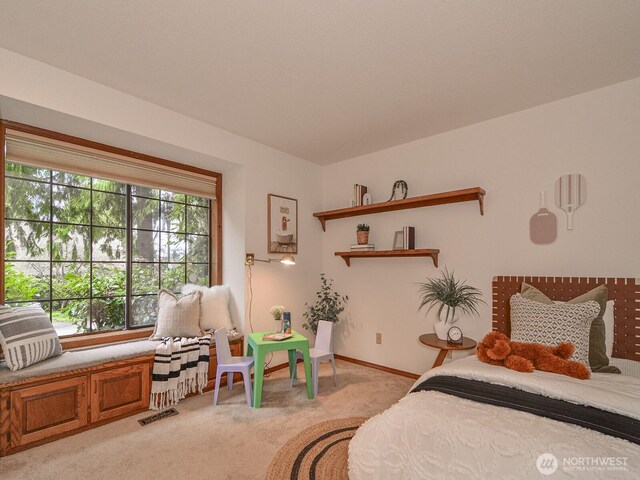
150;289;203;340
510;294;599;366
0;304;63;371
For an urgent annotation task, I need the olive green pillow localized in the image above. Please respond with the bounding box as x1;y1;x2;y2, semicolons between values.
520;283;620;374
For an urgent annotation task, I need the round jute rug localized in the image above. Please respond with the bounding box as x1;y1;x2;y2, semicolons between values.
266;416;368;480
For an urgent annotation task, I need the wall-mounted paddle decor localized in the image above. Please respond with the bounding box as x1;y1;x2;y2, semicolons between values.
554;173;586;230
529;191;557;244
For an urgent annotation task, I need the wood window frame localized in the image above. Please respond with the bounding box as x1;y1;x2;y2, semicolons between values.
0;120;223;347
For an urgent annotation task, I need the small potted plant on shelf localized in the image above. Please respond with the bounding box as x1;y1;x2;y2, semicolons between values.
356;223;370;245
417;269;485;340
303;274;348;335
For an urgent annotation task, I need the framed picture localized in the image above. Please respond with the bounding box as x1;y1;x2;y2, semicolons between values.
268;194;298;254
392;230;404;250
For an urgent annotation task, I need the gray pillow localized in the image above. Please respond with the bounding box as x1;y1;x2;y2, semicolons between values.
0;303;63;371
150;289;203;340
521;283;619;373
510;294;599;366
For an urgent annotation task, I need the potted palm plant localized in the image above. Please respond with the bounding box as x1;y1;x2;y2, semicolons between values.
417;269;485;340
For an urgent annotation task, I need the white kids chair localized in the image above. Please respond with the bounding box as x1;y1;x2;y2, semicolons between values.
213;328;254;406
290;320;337;396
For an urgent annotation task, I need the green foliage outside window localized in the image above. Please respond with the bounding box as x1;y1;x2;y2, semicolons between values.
4;161;211;335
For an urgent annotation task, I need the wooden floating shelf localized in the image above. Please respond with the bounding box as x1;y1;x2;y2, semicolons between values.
314;187;485;231
335;249;440;267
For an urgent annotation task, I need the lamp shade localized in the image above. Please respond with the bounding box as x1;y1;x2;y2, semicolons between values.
280;254;296;265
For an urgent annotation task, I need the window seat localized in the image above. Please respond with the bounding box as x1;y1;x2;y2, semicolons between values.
0;333;244;386
0;339;161;386
0;333;244;456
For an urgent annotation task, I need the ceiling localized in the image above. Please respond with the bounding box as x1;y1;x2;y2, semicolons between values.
1;1;639;165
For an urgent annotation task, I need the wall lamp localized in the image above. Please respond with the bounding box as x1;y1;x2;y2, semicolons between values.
245;253;296;266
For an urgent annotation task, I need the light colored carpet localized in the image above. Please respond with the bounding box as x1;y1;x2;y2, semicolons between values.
1;360;414;480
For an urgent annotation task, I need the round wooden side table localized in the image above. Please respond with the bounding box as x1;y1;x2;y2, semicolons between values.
419;333;477;368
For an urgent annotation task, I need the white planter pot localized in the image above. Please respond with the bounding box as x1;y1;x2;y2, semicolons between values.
433;307;460;340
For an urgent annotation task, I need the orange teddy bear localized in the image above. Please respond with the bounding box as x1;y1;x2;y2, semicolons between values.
476;331;590;380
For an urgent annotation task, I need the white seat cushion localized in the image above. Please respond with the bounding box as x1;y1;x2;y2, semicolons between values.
0;339;161;385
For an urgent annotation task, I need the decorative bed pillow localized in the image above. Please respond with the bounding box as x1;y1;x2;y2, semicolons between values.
602;300;614;357
150;289;203;340
510;294;599;366
0;304;63;371
181;284;233;332
521;283;618;373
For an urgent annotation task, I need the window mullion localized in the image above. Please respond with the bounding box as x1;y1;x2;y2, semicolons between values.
48;170;53;323
125;185;132;330
89;186;94;333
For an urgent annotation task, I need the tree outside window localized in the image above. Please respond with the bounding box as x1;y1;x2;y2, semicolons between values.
4;162;211;336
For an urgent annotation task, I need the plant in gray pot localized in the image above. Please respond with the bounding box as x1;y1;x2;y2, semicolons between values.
417;269;485;340
303;274;348;335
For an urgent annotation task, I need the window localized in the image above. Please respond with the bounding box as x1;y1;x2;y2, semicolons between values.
2;123;219;337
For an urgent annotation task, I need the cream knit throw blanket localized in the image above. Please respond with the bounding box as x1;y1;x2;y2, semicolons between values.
150;334;211;410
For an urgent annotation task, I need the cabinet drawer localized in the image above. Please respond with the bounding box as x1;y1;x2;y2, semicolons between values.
10;376;88;448
90;363;149;423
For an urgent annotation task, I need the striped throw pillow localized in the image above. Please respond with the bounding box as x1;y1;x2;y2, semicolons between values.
0;304;63;371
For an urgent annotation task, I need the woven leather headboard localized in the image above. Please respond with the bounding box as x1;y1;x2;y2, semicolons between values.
492;276;640;361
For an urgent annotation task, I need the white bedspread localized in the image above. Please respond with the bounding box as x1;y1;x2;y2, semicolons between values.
349;357;640;479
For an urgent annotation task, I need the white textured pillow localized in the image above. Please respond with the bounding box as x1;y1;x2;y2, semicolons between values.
510;294;600;366
181;284;233;332
150;289;203;340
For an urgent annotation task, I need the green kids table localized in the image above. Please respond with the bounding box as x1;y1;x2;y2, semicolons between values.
246;330;314;408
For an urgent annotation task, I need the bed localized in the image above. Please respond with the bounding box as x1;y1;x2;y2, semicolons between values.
349;276;640;479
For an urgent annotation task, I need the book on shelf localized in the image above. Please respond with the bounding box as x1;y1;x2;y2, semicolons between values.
350;244;375;251
353;184;368;207
403;226;415;250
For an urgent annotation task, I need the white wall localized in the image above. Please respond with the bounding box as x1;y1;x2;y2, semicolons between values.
0;48;323;356
322;77;640;375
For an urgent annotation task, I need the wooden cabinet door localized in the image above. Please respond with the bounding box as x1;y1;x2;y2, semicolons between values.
90;363;149;423
10;376;88;448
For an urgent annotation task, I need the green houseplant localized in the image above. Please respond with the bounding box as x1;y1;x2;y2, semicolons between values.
356;223;370;245
303;274;348;335
417;269;484;340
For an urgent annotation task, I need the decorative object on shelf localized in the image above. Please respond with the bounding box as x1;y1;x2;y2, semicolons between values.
530;191;557;244
403;226;415;250
356;223;370;245
270;305;286;333
350;243;375;251
392;230;404;250
313;187;485;231
353;184;368;207
362;193;372;205
387;180;408;202
554;173;586;230
417;269;485;341
303;274;348;335
268;194;298;254
447;326;463;345
283;311;292;334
